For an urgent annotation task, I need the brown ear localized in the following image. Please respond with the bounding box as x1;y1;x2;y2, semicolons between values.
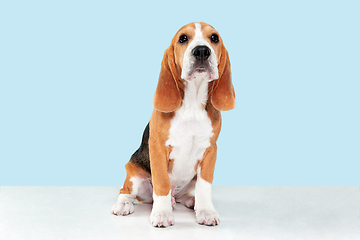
211;46;236;111
153;46;182;113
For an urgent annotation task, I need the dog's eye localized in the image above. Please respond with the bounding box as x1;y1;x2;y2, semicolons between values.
179;34;188;43
210;34;219;43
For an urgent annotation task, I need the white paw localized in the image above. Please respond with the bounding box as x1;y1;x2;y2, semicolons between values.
176;194;195;209
111;195;134;216
150;210;174;227
196;209;220;226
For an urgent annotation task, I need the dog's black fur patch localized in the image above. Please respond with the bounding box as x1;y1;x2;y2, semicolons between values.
129;122;151;174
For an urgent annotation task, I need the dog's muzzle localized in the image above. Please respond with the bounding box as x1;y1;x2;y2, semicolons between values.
182;44;218;81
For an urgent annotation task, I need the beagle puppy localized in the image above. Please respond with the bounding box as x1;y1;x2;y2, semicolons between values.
112;22;235;227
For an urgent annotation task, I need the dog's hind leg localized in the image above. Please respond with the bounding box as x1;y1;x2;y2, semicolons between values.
175;178;196;209
112;162;151;216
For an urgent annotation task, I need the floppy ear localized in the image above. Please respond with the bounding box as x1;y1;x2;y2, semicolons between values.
153;46;182;113
211;46;236;111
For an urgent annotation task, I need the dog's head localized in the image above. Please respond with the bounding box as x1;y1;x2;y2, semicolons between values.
153;22;235;113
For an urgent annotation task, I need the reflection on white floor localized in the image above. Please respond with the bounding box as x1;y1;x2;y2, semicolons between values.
0;186;359;240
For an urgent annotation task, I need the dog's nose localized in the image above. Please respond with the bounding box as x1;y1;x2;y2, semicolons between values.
192;45;211;61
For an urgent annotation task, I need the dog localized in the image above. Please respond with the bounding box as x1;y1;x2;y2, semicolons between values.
111;22;235;227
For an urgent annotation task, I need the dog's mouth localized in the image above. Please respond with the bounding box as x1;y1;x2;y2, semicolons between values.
193;67;207;73
186;61;217;81
191;59;210;73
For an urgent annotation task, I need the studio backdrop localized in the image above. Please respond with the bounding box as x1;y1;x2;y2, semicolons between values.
0;0;359;186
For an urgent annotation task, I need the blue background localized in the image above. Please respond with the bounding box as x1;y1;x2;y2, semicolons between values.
1;1;359;186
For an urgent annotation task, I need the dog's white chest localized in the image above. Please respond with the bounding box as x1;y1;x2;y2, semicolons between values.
165;77;213;193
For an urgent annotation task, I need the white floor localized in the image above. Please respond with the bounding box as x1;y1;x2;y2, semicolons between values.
0;187;359;240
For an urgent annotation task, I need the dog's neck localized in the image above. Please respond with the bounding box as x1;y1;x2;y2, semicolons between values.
182;76;209;111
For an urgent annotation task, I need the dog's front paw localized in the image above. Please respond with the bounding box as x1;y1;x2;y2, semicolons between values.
111;195;134;216
150;210;174;227
196;208;220;226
